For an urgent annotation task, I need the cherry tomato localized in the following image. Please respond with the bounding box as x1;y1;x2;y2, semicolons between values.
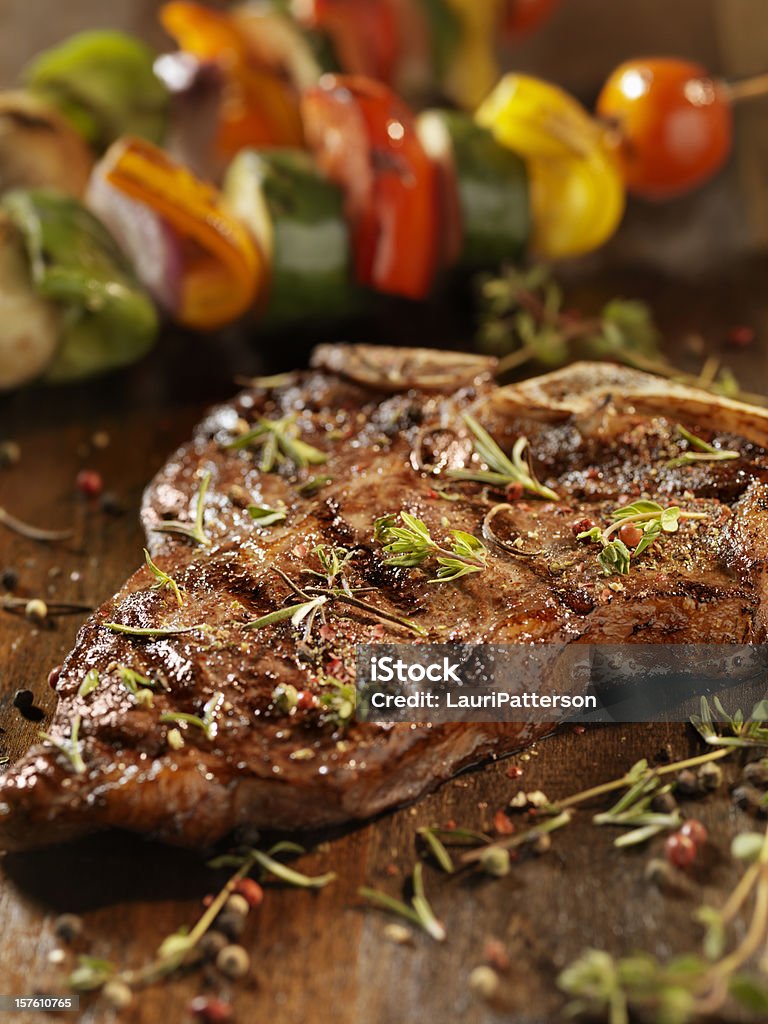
302;75;439;300
160;2;304;159
501;0;560;39
296;0;401;85
597;58;733;200
477;74;625;259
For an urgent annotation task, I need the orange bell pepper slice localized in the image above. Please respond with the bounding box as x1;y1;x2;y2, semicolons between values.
160;1;303;158
101;137;264;330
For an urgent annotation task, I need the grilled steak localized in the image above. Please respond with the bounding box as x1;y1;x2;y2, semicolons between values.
1;346;768;850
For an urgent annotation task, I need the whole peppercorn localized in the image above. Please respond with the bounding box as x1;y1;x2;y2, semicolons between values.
732;784;764;813
100;492;125;517
505;482;524;501
675;769;703;798
102;980;133;1010
53;913;83;943
1;567;18;591
214;911;246;941
742;761;768;789
479;846;511;878
698;761;723;792
680;820;708;846
651;791;678;814
234;879;263;909
572;518;595;537
216;943;250;979
618;523;644;549
188;996;233;1023
0;441;21;466
225;894;250;918
468;965;500;999
198;931;228;961
76;469;103;498
25;598;48;624
48;665;62;691
13;689;33;709
665;832;697;869
644;857;674;888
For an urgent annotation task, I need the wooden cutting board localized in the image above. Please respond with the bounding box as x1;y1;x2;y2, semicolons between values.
0;264;766;1024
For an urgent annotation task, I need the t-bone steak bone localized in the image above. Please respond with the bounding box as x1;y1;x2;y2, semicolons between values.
1;347;768;849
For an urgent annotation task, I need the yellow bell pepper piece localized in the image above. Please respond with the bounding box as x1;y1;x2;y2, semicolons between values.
101;137;264;330
477;74;625;260
442;0;503;110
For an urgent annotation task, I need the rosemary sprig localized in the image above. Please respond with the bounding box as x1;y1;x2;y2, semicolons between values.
691;697;768;749
39;715;86;775
359;863;446;942
144;549;184;607
298;475;333;497
77;669;100;698
226;415;327;472
448;413;559;501
243;595;328;640
0;506;73;543
151;471;212;547
117;665;158;707
578;500;708;576
666;426;741;469
103;622;200;638
247;504;287;526
209;847;337;889
374;511;488;583
160;692;224;740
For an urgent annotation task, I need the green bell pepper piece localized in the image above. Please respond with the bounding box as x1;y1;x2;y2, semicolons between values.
24;31;169;151
2;190;158;383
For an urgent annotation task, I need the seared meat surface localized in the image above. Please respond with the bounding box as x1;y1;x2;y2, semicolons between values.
1;347;768;849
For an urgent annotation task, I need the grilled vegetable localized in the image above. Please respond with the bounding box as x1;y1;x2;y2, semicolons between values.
302;74;439;300
2;190;158;383
0;212;60;390
91;137;264;331
24;31;169;151
417;108;529;270
477;74;625;259
224;148;361;325
160;2;304;159
0;92;93;197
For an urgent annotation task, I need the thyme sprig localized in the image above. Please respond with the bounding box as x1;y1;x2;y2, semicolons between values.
151;471;212;547
144;549;184;607
578;500;709;576
667;426;741;469
118;665;158;708
70;842;334;993
247;504;287;526
476;264;767;406
226;415;327;472
374;511;488;583
160;692;224;740
39;715;86;775
559;827;768;1024
691;697;768;749
359;863;446;942
447;413;559;501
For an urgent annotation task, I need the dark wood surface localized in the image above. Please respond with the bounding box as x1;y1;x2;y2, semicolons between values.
1;263;767;1024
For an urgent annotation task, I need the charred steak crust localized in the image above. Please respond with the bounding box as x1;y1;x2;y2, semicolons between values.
1;348;767;849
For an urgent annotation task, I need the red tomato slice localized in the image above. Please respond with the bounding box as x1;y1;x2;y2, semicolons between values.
297;0;401;84
302;75;439;300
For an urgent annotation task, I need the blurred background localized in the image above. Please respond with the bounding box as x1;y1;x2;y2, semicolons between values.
4;0;768;276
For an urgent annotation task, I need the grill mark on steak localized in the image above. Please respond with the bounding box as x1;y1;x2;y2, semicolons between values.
1;349;768;850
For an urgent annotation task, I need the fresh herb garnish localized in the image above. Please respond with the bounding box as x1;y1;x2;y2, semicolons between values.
447;413;559;501
226;415;327;472
244;595;328;639
117;665;158;707
691;696;768;749
160;691;224;740
210;846;337;890
151;471;212;547
298;475;333;497
318;677;355;729
666;425;740;469
39;715;86;775
103;622;200;638
359;863;446;942
374;511;488;583
144;548;184;607
77;669;100;698
247;504;287;526
578;500;708;576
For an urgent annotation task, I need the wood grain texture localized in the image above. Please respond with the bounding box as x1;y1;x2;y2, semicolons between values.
0;264;767;1024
